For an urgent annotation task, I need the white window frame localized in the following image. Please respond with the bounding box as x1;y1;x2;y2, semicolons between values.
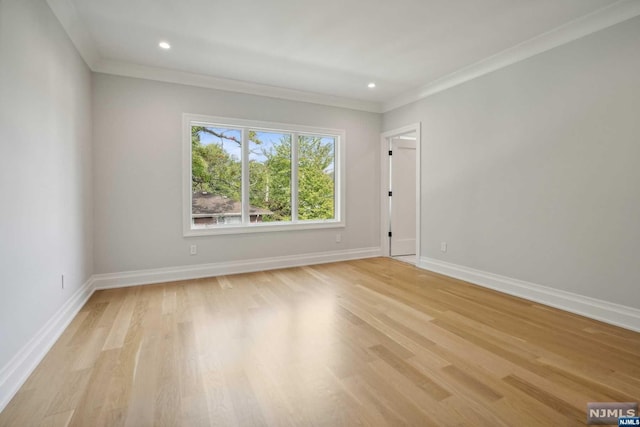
183;113;346;236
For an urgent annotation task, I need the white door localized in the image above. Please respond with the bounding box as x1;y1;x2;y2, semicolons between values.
390;137;416;256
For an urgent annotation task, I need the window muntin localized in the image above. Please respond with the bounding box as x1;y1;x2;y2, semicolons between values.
184;115;344;235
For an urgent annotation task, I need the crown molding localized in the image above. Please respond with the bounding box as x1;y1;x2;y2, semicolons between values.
383;0;640;112
46;0;100;69
45;0;382;113
93;59;383;113
47;0;640;115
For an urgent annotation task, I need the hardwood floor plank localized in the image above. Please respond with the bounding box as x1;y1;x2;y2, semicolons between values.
1;257;639;426
441;364;503;402
368;344;451;401
355;362;439;426
45;368;92;418
40;409;74;427
336;372;408;426
67;348;121;426
503;374;585;423
102;289;136;351
224;368;268;427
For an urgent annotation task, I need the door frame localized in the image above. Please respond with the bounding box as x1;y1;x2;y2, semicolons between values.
380;123;421;260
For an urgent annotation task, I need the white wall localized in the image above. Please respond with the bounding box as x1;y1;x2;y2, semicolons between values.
0;0;93;370
92;74;381;274
383;16;640;308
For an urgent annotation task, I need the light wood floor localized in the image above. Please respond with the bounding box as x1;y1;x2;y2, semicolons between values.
1;258;639;426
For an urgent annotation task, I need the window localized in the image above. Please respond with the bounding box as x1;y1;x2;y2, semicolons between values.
183;114;344;235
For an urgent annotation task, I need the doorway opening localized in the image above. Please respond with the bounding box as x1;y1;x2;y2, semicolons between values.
380;124;421;265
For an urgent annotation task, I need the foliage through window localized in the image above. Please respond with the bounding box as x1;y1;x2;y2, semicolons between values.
184;115;343;234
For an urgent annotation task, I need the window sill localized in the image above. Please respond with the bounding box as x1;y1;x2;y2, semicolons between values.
183;220;345;237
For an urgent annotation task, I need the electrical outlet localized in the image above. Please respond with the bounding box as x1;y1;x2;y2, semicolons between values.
336;233;342;243
61;274;65;289
190;244;197;255
440;242;447;252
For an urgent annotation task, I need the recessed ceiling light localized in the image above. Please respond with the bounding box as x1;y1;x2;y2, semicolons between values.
159;41;171;49
368;82;376;88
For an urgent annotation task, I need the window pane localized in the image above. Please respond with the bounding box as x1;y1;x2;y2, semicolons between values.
249;131;292;223
191;126;243;227
298;135;335;221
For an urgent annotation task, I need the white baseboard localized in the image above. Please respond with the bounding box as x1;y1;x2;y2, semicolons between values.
3;251;635;414
0;247;381;412
0;277;96;412
93;247;382;290
418;257;640;333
